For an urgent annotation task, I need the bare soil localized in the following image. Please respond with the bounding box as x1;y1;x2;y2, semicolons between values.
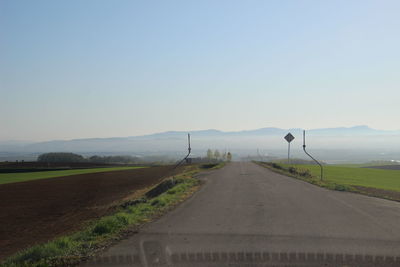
0;161;141;173
0;165;175;260
0;161;122;168
353;185;400;202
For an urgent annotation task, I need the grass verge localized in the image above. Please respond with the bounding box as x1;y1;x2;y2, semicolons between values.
0;167;146;185
287;164;400;192
199;161;227;170
255;161;400;202
1;164;216;267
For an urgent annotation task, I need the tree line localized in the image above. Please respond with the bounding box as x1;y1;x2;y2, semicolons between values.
206;149;232;162
37;153;139;164
37;151;232;164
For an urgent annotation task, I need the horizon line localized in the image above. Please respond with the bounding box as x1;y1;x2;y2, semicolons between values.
2;125;400;144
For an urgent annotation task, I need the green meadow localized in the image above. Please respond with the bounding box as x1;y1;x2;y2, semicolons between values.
0;166;145;185
286;164;400;192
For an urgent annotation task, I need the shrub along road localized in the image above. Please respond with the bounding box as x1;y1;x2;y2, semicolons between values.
84;162;400;266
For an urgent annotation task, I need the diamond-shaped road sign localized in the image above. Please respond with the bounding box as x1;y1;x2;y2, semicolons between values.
284;133;295;143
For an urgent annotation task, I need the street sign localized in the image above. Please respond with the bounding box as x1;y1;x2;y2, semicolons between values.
284;133;295;143
284;133;295;164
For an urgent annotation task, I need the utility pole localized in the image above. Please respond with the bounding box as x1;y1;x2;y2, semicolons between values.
188;133;191;155
174;133;192;169
302;130;323;180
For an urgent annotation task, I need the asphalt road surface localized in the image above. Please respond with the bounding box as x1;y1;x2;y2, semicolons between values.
84;162;400;267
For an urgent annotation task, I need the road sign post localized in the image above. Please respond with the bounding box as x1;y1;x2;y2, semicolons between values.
284;133;295;164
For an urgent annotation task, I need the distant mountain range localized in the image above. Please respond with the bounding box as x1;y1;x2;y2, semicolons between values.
138;125;400;138
0;126;399;157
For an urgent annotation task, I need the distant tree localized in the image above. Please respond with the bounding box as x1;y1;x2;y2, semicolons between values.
37;152;85;163
89;155;103;162
222;151;227;161
227;152;232;162
207;149;214;161
214;150;220;160
89;155;139;164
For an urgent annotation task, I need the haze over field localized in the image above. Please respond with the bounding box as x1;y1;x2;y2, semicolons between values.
1;125;399;164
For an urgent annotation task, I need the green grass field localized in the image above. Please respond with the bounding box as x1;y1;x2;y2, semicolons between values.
286;164;400;192
0;167;145;185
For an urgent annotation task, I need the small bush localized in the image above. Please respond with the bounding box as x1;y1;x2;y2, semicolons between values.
167;189;177;194
115;213;131;225
92;214;129;236
12;237;75;264
271;163;282;169
92;221;114;235
298;169;312;178
201;163;218;169
334;184;348;191
150;199;166;207
150;199;160;206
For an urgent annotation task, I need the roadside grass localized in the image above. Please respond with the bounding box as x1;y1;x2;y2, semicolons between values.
256;162;400;199
0;167;145;185
1;164;214;267
282;164;400;192
200;162;227;170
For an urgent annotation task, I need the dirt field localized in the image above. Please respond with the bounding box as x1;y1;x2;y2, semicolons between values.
365;164;400;170
0;165;176;260
354;185;400;202
0;161;139;173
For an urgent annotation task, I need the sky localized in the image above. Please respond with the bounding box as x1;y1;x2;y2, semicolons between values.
1;0;400;141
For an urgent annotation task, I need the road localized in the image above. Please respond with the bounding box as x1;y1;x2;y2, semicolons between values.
84;162;400;266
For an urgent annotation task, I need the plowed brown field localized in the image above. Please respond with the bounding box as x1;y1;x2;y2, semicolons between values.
0;166;175;260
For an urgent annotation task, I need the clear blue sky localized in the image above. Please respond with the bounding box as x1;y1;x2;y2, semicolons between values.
1;0;399;141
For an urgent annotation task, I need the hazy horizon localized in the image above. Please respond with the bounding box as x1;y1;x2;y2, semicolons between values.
0;124;399;143
1;125;399;164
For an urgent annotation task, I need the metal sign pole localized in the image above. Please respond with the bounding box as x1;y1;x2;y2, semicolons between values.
284;133;295;165
302;130;323;181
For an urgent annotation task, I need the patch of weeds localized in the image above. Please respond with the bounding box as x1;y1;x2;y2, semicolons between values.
288;166;297;174
120;198;147;208
5;237;77;266
150;199;166;207
334;184;351;191
167;188;177;194
271;163;283;170
297;168;312;178
200;163;218;169
200;162;227;170
91;213;131;236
